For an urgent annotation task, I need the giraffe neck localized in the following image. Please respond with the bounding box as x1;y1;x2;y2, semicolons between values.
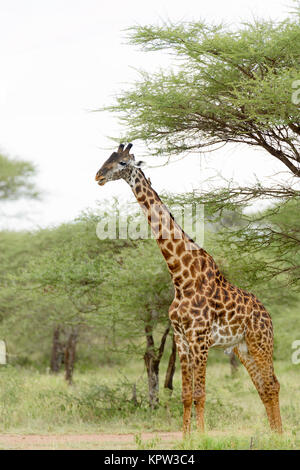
123;167;202;278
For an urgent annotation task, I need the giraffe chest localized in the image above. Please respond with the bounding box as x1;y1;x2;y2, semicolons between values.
210;320;245;350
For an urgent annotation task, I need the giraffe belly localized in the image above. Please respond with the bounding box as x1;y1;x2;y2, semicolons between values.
210;322;245;350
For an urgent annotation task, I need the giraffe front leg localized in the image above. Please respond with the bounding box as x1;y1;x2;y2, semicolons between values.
191;340;209;433
173;331;193;436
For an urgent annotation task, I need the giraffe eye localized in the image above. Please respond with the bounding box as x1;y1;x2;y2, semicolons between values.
119;161;127;167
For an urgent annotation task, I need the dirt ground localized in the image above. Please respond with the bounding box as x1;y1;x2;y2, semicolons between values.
0;431;183;450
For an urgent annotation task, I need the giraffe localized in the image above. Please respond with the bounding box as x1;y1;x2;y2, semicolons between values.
95;143;283;435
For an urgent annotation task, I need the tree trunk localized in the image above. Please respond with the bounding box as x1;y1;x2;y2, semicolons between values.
164;334;176;392
50;326;62;373
144;352;160;409
131;384;138;407
64;328;78;385
229;351;239;375
144;317;171;408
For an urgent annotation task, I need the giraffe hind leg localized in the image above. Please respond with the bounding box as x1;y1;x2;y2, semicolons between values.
233;340;282;433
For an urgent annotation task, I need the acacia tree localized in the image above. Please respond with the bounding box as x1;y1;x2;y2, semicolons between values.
7;208;175;396
0;153;38;201
0;153;38;345
104;9;300;176
0;152;38;288
22;220;113;383
102;7;300;292
99;238;174;408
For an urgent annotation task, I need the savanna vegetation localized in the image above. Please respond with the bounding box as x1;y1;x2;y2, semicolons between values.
0;197;299;449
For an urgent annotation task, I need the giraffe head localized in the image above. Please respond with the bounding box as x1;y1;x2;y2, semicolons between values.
95;143;141;186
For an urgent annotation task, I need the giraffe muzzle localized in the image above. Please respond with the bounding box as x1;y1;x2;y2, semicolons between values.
95;174;106;186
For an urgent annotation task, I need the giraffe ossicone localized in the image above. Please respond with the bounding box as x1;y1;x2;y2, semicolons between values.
95;143;283;435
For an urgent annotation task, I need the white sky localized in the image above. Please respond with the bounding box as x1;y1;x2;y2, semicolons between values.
0;0;295;230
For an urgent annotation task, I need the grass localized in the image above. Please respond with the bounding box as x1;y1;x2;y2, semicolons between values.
0;354;299;449
176;432;299;450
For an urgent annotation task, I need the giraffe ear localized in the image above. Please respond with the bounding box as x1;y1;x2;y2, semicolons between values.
134;160;145;168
